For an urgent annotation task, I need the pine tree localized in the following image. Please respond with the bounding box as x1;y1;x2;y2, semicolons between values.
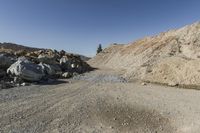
97;44;102;54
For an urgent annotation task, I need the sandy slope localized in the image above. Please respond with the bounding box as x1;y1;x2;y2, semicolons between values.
89;22;200;87
1;69;200;133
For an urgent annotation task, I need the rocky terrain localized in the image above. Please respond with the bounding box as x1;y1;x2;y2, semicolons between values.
0;46;92;89
2;22;200;133
89;22;200;88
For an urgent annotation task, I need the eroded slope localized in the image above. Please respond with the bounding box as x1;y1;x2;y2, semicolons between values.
89;22;200;87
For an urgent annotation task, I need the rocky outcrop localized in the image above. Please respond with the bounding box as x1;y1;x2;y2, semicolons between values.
0;47;92;89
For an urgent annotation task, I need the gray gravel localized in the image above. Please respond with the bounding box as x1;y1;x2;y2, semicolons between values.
1;69;200;132
73;72;127;83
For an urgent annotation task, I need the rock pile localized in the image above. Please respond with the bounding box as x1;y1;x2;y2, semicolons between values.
0;49;92;89
89;22;200;88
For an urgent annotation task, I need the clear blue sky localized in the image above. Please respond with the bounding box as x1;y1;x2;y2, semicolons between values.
0;0;200;56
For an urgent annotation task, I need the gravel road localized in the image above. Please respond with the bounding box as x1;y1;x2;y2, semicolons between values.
1;69;200;133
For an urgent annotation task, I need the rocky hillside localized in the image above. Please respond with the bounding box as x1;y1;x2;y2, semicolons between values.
89;22;200;88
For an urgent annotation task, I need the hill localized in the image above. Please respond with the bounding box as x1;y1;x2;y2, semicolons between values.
0;42;43;52
89;22;200;88
0;42;90;61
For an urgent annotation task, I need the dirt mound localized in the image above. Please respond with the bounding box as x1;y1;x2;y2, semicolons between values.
89;22;200;87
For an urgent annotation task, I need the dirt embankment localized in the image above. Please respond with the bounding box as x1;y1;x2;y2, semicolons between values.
89;22;200;87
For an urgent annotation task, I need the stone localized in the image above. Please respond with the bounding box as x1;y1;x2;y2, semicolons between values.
72;72;79;77
59;50;66;57
60;56;72;71
141;82;147;86
62;72;72;78
168;81;178;87
38;54;58;64
0;81;14;89
39;63;62;76
15;50;27;57
0;54;15;70
21;82;26;86
7;59;44;82
0;69;6;78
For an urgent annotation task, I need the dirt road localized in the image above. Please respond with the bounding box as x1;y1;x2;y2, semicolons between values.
1;69;200;133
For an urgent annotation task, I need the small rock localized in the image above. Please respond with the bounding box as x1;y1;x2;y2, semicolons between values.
73;72;79;77
16;84;20;87
21;83;26;86
141;82;147;86
168;81;178;87
109;126;114;129
62;72;72;78
47;79;55;83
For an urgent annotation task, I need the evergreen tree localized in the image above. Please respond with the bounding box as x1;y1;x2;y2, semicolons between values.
97;44;102;54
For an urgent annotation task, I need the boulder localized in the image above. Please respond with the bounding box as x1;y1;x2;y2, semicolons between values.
60;55;92;73
39;63;62;76
60;56;72;71
62;72;72;78
18;56;29;62
0;69;6;78
7;59;44;82
0;81;14;89
51;64;62;75
15;50;27;57
26;52;38;58
59;50;66;57
0;54;15;70
38;55;58;64
72;72;79;77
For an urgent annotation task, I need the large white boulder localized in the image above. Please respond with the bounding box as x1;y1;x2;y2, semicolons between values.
7;59;44;82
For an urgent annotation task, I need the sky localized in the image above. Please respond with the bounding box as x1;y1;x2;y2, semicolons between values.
0;0;200;56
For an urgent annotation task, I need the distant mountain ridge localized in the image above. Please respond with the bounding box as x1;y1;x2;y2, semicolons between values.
0;42;44;52
0;42;90;61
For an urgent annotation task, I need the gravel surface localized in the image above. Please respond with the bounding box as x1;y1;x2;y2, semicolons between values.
0;69;200;133
73;73;127;83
